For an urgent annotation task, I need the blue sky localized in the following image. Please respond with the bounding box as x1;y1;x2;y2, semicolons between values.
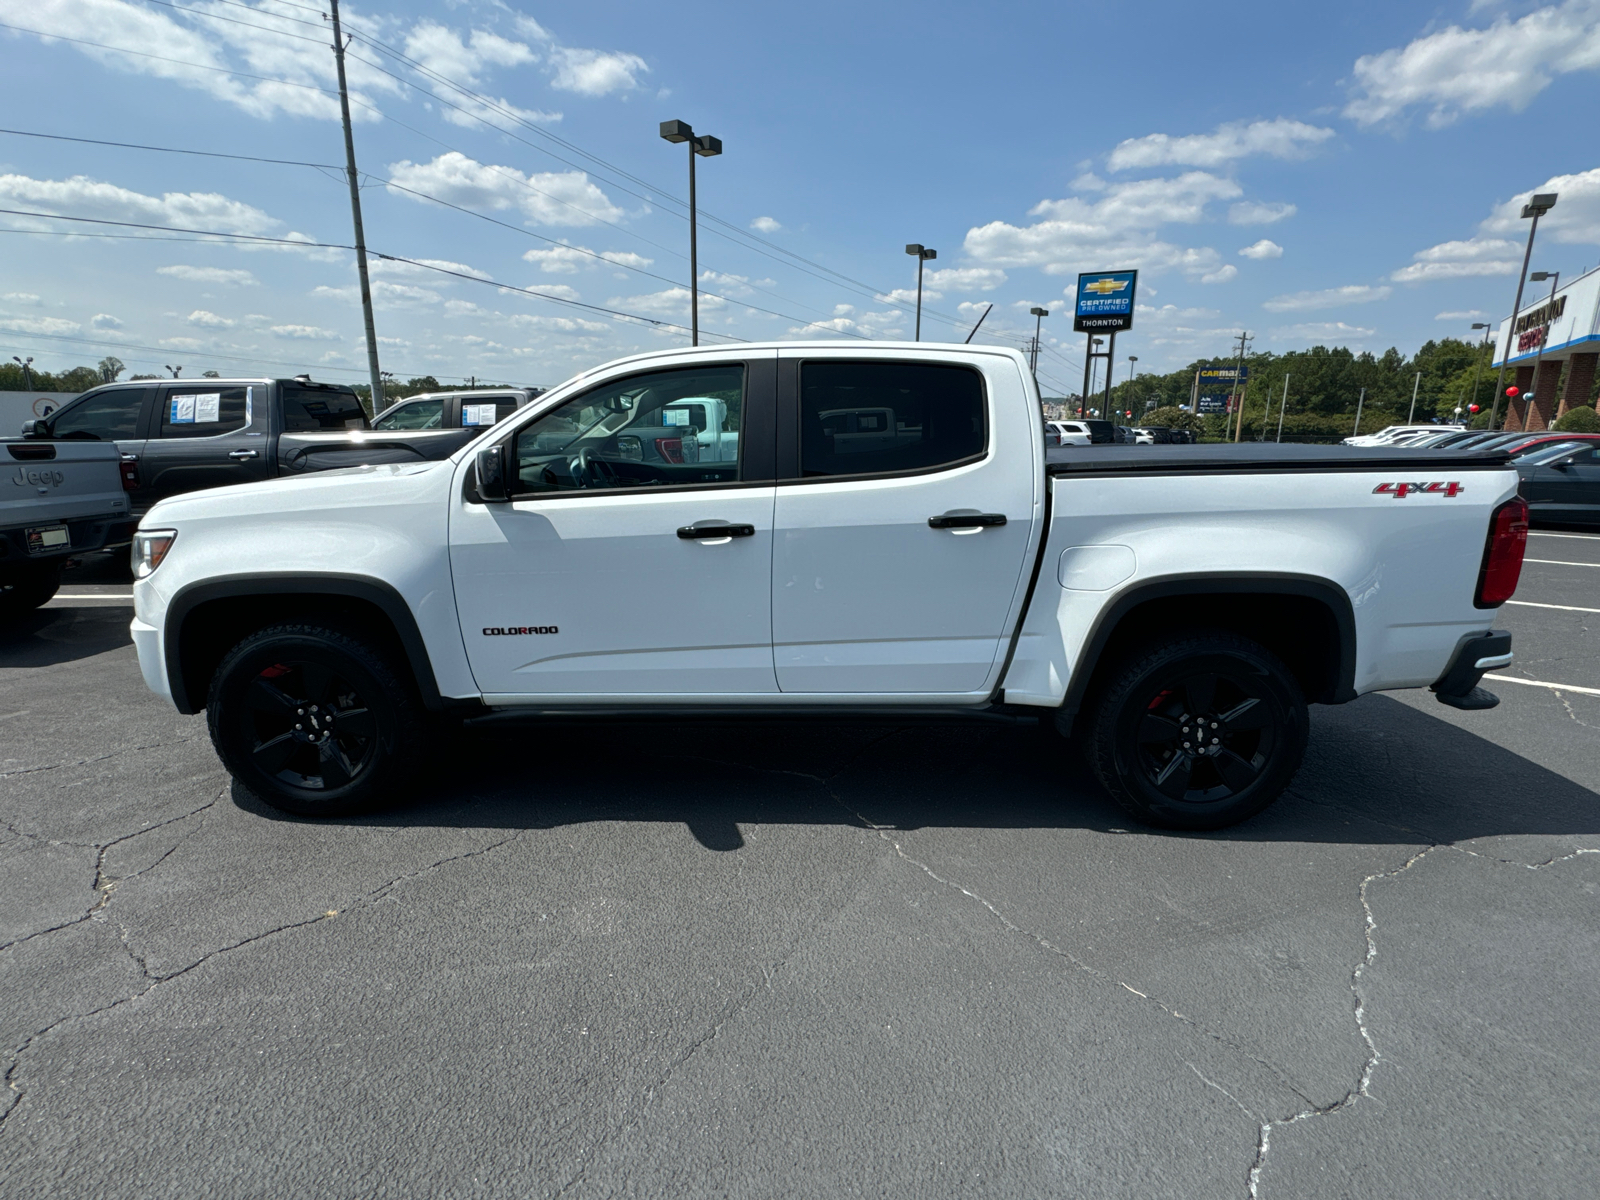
1;0;1598;398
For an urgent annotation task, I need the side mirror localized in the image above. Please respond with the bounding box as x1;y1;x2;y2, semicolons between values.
475;444;509;502
21;419;49;438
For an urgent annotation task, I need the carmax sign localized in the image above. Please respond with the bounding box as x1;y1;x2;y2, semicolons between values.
1074;270;1138;332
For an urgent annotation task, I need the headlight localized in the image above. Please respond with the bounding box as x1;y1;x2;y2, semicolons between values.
132;529;176;579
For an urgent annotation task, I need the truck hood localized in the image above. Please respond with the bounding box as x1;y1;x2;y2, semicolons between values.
143;459;452;526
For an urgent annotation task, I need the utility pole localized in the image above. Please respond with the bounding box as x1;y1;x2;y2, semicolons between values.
1468;322;1491;421
327;0;383;411
1276;374;1290;442
1407;371;1421;423
1353;386;1366;436
1230;331;1252;442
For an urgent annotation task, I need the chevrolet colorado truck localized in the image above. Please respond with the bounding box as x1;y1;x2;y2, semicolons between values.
2;438;130;619
128;343;1527;830
24;376;474;518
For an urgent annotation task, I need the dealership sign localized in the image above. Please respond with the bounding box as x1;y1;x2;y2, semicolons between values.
1196;365;1247;413
1494;267;1600;367
1073;270;1138;332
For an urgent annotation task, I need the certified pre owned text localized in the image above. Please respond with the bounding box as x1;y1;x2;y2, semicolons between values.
483;626;559;635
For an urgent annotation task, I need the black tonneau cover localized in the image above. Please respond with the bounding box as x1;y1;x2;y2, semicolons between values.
1045;443;1513;477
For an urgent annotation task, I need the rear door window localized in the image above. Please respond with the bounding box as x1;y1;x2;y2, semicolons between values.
159;385;251;438
282;385;368;431
374;399;444;430
798;361;986;478
50;386;151;440
461;395;519;427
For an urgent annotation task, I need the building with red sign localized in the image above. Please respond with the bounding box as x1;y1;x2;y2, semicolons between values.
1491;267;1600;431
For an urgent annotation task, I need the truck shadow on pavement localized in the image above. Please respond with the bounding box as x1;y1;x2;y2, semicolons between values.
234;693;1600;851
0;604;133;669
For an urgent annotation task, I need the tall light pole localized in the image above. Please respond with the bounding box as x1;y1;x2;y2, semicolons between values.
905;244;937;341
1407;370;1422;423
326;0;383;411
1490;191;1557;430
1526;270;1560;428
1087;337;1104;414
11;356;32;390
1468;321;1491;421
660;120;723;347
1128;355;1139;412
1028;306;1049;375
1230;331;1253;442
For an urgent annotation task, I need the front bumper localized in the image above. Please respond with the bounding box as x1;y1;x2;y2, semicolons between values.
1431;630;1512;711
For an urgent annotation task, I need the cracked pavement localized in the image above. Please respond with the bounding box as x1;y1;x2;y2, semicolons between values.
1;547;1597;1198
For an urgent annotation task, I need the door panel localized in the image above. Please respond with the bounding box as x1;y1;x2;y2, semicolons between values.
451;488;777;695
772;352;1039;694
138;383;271;507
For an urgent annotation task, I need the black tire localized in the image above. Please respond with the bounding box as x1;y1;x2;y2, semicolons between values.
1084;631;1307;831
0;562;63;621
207;622;426;817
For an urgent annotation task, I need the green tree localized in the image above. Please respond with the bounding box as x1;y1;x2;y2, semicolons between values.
98;356;125;382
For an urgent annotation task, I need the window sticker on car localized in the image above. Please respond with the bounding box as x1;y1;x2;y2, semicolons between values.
463;403;498;427
169;395;194;424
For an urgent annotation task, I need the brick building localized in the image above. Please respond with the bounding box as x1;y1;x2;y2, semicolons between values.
1492;267;1600;431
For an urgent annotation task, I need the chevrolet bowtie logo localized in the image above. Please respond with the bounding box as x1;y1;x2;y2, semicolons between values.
1083;278;1127;295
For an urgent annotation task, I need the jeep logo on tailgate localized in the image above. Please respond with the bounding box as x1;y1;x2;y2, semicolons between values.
11;467;66;488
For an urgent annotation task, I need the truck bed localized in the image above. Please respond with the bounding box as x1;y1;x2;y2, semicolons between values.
1044;443;1513;476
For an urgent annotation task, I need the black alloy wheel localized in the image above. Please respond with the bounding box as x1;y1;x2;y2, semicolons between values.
1085;632;1307;831
208;622;425;817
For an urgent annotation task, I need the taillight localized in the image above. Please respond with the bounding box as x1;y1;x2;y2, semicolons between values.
1475;496;1529;608
654;437;684;464
119;454;139;492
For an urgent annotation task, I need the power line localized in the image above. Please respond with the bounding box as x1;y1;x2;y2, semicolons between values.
0;127;342;170
137;0;332;46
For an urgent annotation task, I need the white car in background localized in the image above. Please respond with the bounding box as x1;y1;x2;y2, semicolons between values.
1344;423;1464;447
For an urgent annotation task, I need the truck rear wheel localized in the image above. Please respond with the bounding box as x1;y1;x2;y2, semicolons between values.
207;622;425;818
0;562;63;621
1084;631;1307;831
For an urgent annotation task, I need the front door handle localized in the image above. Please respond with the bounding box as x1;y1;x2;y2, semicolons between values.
229;449;260;460
678;523;756;539
928;513;1006;529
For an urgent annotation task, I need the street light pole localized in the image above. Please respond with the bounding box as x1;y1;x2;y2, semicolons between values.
11;356;32;390
1468;321;1491;421
1490;192;1557;430
1408;370;1421;423
1526;270;1561;429
1353;386;1366;436
1028;307;1048;376
660;120;723;347
1230;330;1252;442
905;245;937;340
327;0;384;412
1128;355;1138;412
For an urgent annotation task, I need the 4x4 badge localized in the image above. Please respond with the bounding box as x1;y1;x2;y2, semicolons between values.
1374;482;1464;498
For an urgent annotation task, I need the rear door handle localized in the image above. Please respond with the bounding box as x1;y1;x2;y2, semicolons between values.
928;513;1006;529
229;449;260;460
678;523;756;539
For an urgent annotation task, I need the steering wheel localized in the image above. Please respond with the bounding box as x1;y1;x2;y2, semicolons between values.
571;447;618;488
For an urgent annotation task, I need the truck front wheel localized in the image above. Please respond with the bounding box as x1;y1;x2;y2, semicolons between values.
207;622;425;817
1084;632;1307;831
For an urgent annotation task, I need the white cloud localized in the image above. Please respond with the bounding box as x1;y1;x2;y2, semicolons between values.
387;153;625;227
1200;264;1238;284
923;267;1007;293
1228;201;1296;226
0;172;289;237
3;292;39;304
400;21;557;130
1107;119;1335;171
271;324;341;341
750;216;782;233
158;337;203;351
964;172;1238;278
1345;0;1600;128
0;315;80;336
185;309;234;329
1394;168;1600;283
1436;310;1489;321
90;313;123;329
1263;285;1391;312
1271;321;1376;343
157;264;259;286
370;256;492;281
1239;239;1284;259
515;283;583;303
522;243;652;273
548;46;648;95
607;287;725;320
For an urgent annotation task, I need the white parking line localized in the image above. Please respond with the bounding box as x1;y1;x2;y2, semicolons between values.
1523;558;1600;568
1485;673;1600;698
1506;600;1600;614
1530;531;1600;540
47;593;134;603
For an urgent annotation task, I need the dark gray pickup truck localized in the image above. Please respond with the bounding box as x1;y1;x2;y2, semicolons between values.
22;376;474;518
2;438;130;618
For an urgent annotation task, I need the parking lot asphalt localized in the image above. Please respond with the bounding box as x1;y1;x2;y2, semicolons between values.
2;542;1596;1199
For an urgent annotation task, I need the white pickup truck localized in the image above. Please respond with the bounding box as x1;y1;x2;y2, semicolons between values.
129;343;1527;830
